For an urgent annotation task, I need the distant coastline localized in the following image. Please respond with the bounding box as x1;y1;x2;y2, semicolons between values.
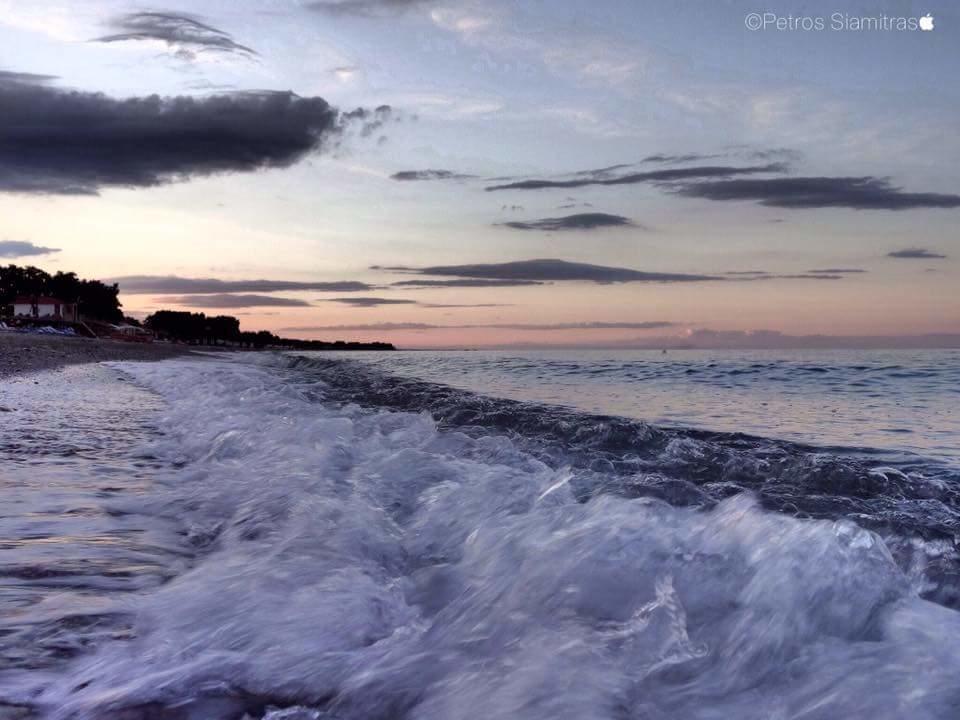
1;264;396;354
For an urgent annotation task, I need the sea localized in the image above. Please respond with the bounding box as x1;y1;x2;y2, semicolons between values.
1;348;959;719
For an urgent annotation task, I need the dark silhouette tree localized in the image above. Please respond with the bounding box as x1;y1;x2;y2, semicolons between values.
2;264;394;349
1;264;122;321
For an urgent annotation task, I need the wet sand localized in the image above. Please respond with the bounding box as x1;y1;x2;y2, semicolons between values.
0;332;195;380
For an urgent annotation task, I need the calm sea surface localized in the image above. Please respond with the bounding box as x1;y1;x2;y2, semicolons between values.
343;348;960;466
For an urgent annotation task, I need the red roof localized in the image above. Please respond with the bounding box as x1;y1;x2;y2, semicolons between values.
14;296;70;305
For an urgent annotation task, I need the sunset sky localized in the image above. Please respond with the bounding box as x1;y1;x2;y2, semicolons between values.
1;0;958;348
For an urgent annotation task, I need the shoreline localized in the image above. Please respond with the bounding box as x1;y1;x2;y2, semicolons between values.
0;332;197;379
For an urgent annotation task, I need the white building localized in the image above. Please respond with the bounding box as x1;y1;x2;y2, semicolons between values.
13;296;78;322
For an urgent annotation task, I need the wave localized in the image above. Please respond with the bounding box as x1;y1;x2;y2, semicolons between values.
284;356;960;529
4;355;960;719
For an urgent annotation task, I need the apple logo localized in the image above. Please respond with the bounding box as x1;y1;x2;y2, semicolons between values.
919;13;935;31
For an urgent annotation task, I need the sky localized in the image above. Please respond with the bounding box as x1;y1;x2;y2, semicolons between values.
1;0;958;348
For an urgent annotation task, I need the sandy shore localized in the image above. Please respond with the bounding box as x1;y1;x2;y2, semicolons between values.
0;332;196;379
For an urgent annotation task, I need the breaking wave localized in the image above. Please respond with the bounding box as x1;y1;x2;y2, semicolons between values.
2;354;960;719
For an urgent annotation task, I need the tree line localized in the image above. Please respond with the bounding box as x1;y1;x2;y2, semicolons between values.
1;264;123;322
143;310;394;350
2;264;394;350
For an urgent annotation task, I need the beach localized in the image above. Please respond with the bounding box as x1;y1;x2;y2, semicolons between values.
0;333;193;380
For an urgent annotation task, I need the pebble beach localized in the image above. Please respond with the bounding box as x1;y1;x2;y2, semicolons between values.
0;332;192;380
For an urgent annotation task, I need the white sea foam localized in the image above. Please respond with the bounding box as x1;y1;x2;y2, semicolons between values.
9;357;960;719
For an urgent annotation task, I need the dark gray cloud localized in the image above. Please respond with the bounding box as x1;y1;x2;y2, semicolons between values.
341;105;394;137
641;148;798;164
721;270;848;280
409;258;719;283
306;0;431;17
642;153;718;164
111;276;373;294
481;148;959;213
0;70;57;84
484;163;785;192
383;152;796;192
500;212;640;231
390;278;543;290
162;294;312;308
0;73;390;194
94;11;256;60
807;268;867;273
321;297;508;308
386;260;851;285
675;176;960;210
567;163;634;178
0;240;61;258
390;278;544;288
391;169;475;181
381;262;853;286
747;147;803;162
887;248;947;259
324;297;419;307
759;274;844;280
